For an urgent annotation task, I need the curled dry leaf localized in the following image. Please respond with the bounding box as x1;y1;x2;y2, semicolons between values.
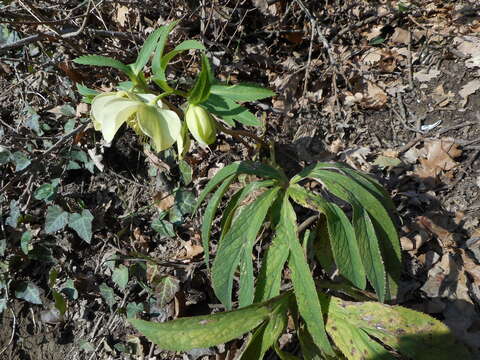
415;138;462;181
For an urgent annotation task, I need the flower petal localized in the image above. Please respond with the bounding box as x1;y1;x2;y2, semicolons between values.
91;92;139;143
136;105;181;151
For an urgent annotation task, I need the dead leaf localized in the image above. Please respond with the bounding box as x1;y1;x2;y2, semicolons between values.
431;84;455;107
414;68;441;82
416;215;456;248
390;28;410;45
415;138;462;180
459;79;480;107
153;191;175;211
361;82;387;109
180;240;203;259
454;36;480;68
116;5;129;27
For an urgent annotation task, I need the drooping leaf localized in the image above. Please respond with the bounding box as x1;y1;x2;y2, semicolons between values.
201;175;235;267
303;168;400;300
45;205;69;234
279;193;334;356
68;209;94;244
314;176;386;302
202;94;262;127
73;55;134;78
210;83;275;102
288;185;366;290
129;293;290;351
211;187;280;309
15;281;42;304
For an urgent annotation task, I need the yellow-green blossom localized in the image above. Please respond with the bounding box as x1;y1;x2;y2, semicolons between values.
90;91;181;152
185;104;216;146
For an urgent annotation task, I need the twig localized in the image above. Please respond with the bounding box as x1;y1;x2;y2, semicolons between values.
216;121;267;148
332;11;395;42
0;308;16;356
298;215;319;234
294;0;336;66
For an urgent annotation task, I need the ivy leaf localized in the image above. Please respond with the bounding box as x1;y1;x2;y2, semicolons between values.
112;265;129;290
154;276;179;307
45;205;69;234
179;160;192;185
11;151;30;172
126;302;144;318
15;281;42;304
99;283;116;308
151;218;175;237
68;209;94;244
20;230;32;255
6;199;21;228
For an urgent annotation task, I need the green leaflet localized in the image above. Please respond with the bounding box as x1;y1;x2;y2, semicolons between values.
200;175;236;267
151;21;179;75
212;187;281;309
202;94;262;127
73;55;134;79
194;161;284;213
305;169;400;300
315;177;386;302
152;39;206;93
328;297;472;360
131;27;165;75
239;292;289;360
220;180;276;240
314;215;336;275
288;185;367;290
129;293;290;351
189;53;212;105
210;83;275;102
280;192;334;356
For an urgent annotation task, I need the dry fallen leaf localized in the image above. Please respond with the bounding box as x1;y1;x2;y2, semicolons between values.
414;68;441;83
390;28;410;45
459;79;480;107
415;138;462;180
153;191;175;211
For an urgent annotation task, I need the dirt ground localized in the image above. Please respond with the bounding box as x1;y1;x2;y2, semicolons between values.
1;1;480;359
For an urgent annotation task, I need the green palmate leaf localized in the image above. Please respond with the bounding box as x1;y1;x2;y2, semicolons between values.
188;53;212;105
303;168;400;300
73;55;134;78
152;21;179;75
129;293;290;351
212;187;281;310
288;185;366;290
131;27;165;75
202;94;262;127
210;83;275;102
45;205;69;234
240;299;289;360
279;192;334;356
220;179;276;238
195;161;284;213
328;297;471;360
201;175;235;267
68;209;94;244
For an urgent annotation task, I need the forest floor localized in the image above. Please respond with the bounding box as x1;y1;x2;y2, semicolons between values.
1;0;480;359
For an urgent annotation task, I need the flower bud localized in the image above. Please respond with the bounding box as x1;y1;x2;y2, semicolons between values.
185;104;216;146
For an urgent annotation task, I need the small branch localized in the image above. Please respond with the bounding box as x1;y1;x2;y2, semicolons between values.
216;121;267;148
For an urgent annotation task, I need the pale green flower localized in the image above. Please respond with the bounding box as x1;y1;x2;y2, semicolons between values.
90;91;181;152
185;104;216;146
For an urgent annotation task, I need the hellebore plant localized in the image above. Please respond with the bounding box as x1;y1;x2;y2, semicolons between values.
74;22;472;359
